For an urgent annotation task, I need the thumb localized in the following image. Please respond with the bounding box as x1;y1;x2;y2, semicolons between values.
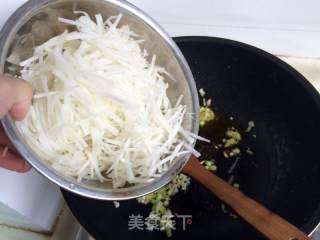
0;76;33;121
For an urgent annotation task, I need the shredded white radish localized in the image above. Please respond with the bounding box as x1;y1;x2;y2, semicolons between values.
15;13;198;188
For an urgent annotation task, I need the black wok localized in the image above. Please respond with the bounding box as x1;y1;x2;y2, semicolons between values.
62;36;320;240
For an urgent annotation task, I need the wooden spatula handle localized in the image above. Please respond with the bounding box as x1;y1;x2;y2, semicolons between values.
183;155;310;240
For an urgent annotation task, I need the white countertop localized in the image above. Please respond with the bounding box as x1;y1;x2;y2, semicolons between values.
4;0;320;57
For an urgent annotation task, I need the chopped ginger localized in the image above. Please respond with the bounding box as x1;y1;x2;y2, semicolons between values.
245;121;255;132
224;129;241;148
200;107;215;126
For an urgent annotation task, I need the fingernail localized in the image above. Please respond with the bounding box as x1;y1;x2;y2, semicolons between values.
9;102;28;121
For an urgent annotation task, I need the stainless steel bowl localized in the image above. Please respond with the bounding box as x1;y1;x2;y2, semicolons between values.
0;0;199;200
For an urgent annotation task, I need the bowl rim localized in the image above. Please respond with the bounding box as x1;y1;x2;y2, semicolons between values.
0;0;199;200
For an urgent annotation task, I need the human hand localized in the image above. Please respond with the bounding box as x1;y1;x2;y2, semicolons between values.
0;76;33;172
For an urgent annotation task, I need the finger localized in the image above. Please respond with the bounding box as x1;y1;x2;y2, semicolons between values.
0;146;31;172
0;76;33;121
0;125;18;153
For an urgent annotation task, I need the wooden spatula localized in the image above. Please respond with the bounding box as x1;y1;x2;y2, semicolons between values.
182;155;310;240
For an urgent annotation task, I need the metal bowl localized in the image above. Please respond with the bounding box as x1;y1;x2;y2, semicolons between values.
0;0;199;200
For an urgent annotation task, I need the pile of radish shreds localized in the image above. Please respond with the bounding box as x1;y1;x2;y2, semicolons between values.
16;12;200;188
